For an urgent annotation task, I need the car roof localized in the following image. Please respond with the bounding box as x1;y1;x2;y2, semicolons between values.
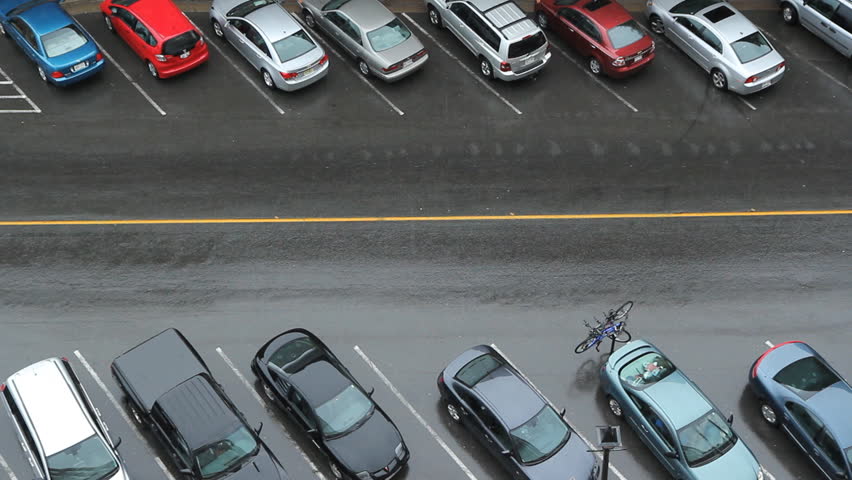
467;0;537;40
290;358;353;408
694;3;756;41
246;4;301;43
156;375;243;451
473;365;544;429
642;370;713;429
6;358;96;456
337;0;394;32
575;0;633;30
17;1;73;36
126;0;194;38
807;382;852;447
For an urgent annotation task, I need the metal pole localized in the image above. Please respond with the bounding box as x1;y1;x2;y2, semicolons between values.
601;449;610;480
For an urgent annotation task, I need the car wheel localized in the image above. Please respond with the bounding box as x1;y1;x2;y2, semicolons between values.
446;402;462;423
428;6;443;28
37;65;48;82
357;59;370;77
147;61;159;78
261;69;275;89
479;57;493;78
104;14;113;32
608;397;624;417
649;15;665;35
588;57;602;75
711;69;727;90
304;11;317;29
329;461;343;479
781;3;798;24
760;403;779;426
536;11;548;30
212;20;224;38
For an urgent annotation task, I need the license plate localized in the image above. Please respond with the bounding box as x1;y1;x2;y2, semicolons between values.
71;61;88;72
634;54;643;62
403;59;413;67
523;57;534;66
303;67;315;76
180;51;191;59
761;80;771;89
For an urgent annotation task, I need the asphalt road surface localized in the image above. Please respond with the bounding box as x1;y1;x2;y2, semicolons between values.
0;5;850;480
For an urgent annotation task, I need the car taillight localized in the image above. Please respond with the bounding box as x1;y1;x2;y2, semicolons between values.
96;52;104;61
612;56;625;67
650;40;655;51
155;54;168;62
51;71;64;78
751;341;804;378
499;61;511;72
776;62;785;71
281;71;298;80
62;357;69;362
413;48;427;59
437;372;444;384
546;42;551;53
0;384;5;392
382;62;402;73
318;54;329;65
745;75;758;84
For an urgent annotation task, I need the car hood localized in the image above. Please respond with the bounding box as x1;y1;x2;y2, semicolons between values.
225;446;289;480
522;432;598;480
325;410;402;473
374;35;424;66
690;440;760;480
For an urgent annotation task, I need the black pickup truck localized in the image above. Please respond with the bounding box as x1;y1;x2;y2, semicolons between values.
112;328;290;480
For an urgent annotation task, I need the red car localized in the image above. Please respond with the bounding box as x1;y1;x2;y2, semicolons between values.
100;0;209;78
535;0;654;77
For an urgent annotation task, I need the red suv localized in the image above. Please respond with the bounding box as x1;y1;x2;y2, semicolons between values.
101;0;209;78
535;0;654;77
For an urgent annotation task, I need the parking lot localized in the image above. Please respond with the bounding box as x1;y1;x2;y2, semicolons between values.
0;0;851;478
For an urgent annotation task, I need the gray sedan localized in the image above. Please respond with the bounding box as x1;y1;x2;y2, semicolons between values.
646;0;786;95
298;0;428;82
210;0;328;91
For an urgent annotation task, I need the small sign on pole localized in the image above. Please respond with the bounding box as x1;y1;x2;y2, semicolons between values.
590;425;623;480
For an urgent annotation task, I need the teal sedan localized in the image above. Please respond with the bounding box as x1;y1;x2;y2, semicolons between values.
599;340;769;480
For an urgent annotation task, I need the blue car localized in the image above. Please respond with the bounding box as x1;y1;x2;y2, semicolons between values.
0;0;104;85
749;341;852;480
601;340;768;480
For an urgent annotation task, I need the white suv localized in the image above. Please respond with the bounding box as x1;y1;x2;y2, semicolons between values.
1;358;129;480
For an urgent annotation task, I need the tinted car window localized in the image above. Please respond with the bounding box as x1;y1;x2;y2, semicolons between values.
730;31;772;63
699;26;722;52
314;385;374;437
41;25;88;58
273;30;317;62
466;13;499;50
456;354;502;387
677;411;737;468
670;0;716;14
619;352;676;388
809;0;840;18
163;30;200;56
573;14;602;43
133;22;156;47
507;31;546;57
816;430;844;467
114;7;137;29
607;19;644;49
773;356;840;395
226;0;275;18
196;427;257;479
509;406;570;463
367;18;411;52
47;435;118;480
322;0;351;10
832;4;852;32
11;18;38;49
702;5;734;22
786;402;825;439
269;337;318;373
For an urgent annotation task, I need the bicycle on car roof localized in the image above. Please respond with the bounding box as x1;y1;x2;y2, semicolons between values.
574;301;634;354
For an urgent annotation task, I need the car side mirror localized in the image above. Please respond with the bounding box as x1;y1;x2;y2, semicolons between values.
255;422;263;434
727;413;734;425
109;6;117;13
178;469;193;476
501;449;512;457
306;428;318;435
664;450;679;459
113;436;122;449
368;387;375;397
834;471;847;479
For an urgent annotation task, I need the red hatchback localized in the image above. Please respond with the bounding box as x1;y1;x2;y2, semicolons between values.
535;0;654;77
100;0;209;78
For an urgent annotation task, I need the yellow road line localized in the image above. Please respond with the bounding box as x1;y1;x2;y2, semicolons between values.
0;209;850;226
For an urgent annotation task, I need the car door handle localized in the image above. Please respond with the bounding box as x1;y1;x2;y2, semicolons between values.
590;44;597;49
820;21;827;27
829;27;836;33
568;27;574;32
639;424;648;433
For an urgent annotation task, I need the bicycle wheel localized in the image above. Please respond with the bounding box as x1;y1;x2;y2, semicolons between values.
613;301;634;320
574;336;598;354
613;327;632;343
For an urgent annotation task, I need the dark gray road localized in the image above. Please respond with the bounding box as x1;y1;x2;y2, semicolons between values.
0;6;850;480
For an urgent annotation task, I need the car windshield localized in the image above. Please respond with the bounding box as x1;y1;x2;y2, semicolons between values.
731;31;772;64
508;31;546;58
367;19;411;52
677;411;738;467
670;0;716;13
510;406;571;464
226;0;275;18
47;434;118;480
163;30;200;56
607;20;645;49
41;25;88;58
269;337;319;373
315;384;374;437
273;30;317;63
773;356;840;396
619;352;676;388
195;426;258;478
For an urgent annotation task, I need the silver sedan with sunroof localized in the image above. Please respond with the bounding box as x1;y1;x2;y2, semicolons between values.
298;0;429;82
210;0;329;91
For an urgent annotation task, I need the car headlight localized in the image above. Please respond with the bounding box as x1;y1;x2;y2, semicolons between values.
395;442;406;460
356;472;371;480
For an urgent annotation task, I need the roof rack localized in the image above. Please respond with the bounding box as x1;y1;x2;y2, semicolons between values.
499;17;531;38
481;0;512;13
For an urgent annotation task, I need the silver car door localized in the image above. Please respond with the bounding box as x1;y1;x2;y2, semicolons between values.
225;19;253;64
448;3;477;54
338;13;365;58
323;11;353;55
672;16;709;69
691;19;720;70
244;23;274;70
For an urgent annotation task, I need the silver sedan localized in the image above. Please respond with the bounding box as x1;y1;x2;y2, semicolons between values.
298;0;428;82
646;0;786;95
210;0;328;91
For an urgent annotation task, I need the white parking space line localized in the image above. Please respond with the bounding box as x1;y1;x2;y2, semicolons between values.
89;40;166;116
402;13;523;115
765;340;775;348
293;17;404;116
353;346;479;480
186;19;286;115
0;453;19;480
0;95;25;99
155;457;174;479
72;351;176;480
489;343;630;480
0;65;40;113
214;347;327;480
546;42;638;113
738;97;757;111
758;26;851;95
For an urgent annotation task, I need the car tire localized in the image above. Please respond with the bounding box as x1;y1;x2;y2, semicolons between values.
212;20;224;38
588;56;602;75
261;69;275;89
479;56;493;79
536;11;548;30
104;14;114;32
649;15;665;35
781;3;798;24
357;59;370;77
760;403;779;427
0;22;6;36
329;461;343;479
428;6;443;28
37;65;48;83
304;11;317;29
446;401;462;423
608;397;624;418
147;61;159;78
711;69;727;90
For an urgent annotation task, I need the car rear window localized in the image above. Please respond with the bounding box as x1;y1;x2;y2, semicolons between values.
226;0;275;17
367;18;412;52
773;356;840;396
269;337;318;373
41;25;87;58
730;31;772;63
456;354;502;387
507;31;546;58
273;30;317;63
607;20;645;49
162;30;200;56
670;0;716;14
618;352;676;388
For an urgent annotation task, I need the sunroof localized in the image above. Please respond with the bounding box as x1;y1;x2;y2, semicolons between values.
584;0;611;10
703;5;735;22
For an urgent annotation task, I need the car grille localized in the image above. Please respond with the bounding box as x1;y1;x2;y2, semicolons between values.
371;458;400;478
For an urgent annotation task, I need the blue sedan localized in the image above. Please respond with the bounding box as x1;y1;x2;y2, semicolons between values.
601;340;768;480
0;0;104;85
749;341;852;480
